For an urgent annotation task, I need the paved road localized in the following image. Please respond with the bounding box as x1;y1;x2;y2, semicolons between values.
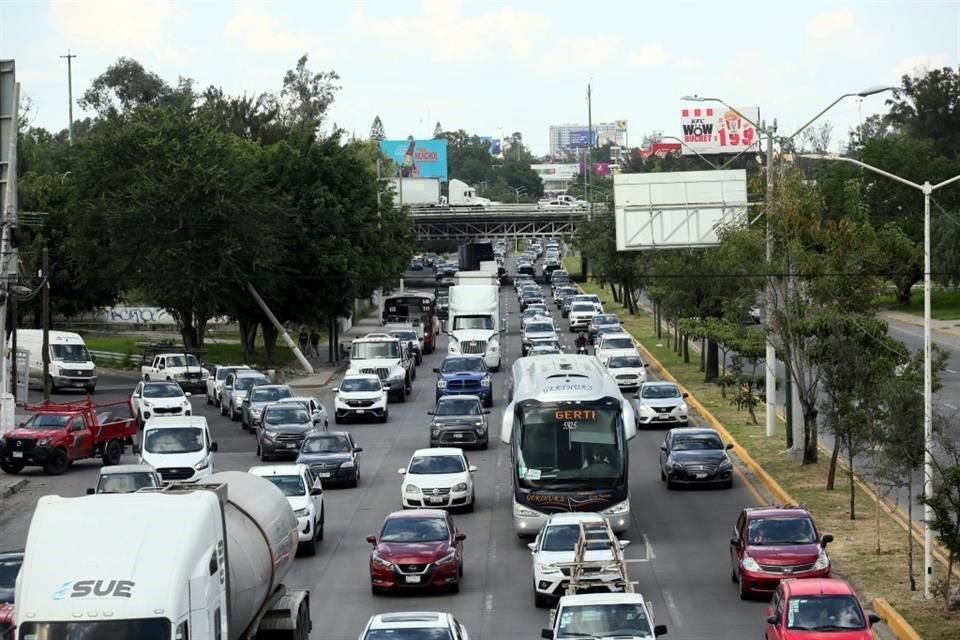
1;280;774;639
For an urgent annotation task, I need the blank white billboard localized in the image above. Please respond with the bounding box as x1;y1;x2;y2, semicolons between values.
614;170;748;251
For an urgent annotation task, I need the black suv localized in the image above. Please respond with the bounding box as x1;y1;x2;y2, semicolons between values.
428;395;491;449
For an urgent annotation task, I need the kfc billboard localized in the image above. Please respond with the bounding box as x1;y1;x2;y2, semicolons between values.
680;107;760;155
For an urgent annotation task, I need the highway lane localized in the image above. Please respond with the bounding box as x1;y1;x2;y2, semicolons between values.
0;278;772;639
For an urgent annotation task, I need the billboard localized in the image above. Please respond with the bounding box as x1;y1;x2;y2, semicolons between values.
615;119;627;131
531;164;580;181
567;129;592;149
640;142;682;159
380;139;449;181
580;162;612;176
614;170;749;251
680;107;760;155
478;136;503;156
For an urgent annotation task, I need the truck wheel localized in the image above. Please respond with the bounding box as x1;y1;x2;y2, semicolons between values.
144;375;151;382
206;393;213;406
484;394;493;408
48;376;58;393
101;440;123;466
1;458;25;474
44;449;69;476
397;389;406;403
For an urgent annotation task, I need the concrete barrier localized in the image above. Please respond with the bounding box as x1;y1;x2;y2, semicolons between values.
873;598;922;640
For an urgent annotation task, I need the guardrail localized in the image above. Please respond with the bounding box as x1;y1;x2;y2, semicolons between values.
90;350;129;364
408;204;606;216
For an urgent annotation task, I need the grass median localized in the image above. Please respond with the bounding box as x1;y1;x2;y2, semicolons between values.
84;333;294;370
877;289;960;321
579;280;960;639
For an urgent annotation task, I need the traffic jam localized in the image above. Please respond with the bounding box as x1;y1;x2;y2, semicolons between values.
0;239;882;640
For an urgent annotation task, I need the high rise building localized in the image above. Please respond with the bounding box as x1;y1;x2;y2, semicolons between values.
549;121;627;156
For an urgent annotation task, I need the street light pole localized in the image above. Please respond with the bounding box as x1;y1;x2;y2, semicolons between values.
801;152;960;599
59;50;77;144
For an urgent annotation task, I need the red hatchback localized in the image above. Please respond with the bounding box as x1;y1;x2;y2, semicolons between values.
765;578;880;639
367;509;466;595
730;507;833;599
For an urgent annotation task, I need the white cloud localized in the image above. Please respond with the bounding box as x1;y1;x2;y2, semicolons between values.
628;43;667;67
892;54;949;79
722;50;793;103
540;35;622;73
674;55;704;71
223;2;314;57
805;6;881;59
48;0;191;62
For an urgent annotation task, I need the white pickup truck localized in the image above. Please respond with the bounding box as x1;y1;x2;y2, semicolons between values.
140;353;209;392
542;593;667;640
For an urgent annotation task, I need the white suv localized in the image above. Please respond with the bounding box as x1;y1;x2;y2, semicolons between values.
333;374;389;424
595;332;637;365
568;302;599;332
359;612;471;640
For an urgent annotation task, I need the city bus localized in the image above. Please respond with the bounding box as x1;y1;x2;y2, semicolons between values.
382;292;440;354
501;355;637;537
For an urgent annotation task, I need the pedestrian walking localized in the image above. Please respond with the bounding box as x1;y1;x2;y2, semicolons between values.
298;328;309;356
309;329;321;359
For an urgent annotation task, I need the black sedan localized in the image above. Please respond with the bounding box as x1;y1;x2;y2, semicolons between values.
296;431;363;487
659;427;734;489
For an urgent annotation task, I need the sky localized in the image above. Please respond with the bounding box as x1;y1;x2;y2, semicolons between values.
2;0;958;156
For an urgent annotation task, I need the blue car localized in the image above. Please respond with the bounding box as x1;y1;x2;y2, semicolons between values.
434;355;493;407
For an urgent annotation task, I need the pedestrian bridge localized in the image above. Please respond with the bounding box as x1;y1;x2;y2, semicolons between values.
409;204;602;240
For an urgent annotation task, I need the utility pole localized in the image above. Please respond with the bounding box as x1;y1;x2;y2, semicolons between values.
586;83;593;213
42;247;50;401
764;119;777;439
0;73;20;410
60;50;76;144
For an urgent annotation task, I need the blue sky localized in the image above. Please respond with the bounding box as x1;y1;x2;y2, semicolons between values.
2;0;958;155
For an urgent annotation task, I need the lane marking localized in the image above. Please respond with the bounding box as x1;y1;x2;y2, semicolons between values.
642;533;656;559
662;590;682;629
945;402;959;411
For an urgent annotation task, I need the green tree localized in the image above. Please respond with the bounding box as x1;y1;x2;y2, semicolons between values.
79;57;194;118
370;115;386;141
887;66;960;160
921;420;960;612
279;54;340;130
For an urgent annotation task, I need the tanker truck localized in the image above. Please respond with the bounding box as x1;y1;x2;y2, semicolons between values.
13;471;312;640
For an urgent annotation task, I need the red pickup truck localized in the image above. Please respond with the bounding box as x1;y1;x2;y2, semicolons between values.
0;399;138;476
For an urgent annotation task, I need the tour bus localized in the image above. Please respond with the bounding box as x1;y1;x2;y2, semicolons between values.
501;355;636;537
382;292;439;354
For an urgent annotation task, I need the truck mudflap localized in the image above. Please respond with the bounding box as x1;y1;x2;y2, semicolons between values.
248;587;311;640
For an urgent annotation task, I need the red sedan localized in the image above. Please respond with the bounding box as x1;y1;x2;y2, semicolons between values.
765;578;880;639
367;509;466;595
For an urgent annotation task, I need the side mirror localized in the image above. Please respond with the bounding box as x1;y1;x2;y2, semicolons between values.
398;468;407;474
86;488;95;495
682;392;689;398
766;615;778;626
527;542;537;551
185;392;192;398
618;540;631;549
659;443;667;451
868;613;881;626
366;535;377;545
433;368;440;373
726;443;734;450
91;355;97;363
332;387;339;392
310;487;322;496
484;410;491;414
210;442;219;452
821;533;834;546
654;625;668;637
643;363;650;367
427;410;435;415
355;447;363;453
468;465;478;472
541;631;554;640
455;531;467;542
132;445;141;454
730;537;741;547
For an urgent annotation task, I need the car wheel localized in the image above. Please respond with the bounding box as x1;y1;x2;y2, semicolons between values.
43;448;69;476
479;439;488;450
219;402;226;416
459;557;464;578
397;389;406;403
731;566;739;583
230;408;239;422
371;584;383;596
206;393;213;406
723;479;734;489
464;490;475;513
300;536;317;557
333;414;341;424
449;580;460;594
1;458;26;474
738;572;750;600
316;508;324;541
101;440;123;466
534;588;551;609
660;467;666;481
484;394;493;408
666;478;675;490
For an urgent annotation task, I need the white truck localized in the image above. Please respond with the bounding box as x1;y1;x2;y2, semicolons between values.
387;177;441;207
346;333;414;402
140;352;209;392
15;471;312;640
455;270;498;287
447;285;501;371
448;179;494;208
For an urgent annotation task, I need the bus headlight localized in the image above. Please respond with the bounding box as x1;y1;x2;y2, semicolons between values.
513;503;540;518
601;500;630;516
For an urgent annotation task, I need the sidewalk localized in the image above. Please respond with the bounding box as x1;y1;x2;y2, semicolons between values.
284;314;384;394
879;309;960;339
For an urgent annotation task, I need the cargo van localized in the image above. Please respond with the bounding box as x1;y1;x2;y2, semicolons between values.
135;416;218;484
13;330;97;392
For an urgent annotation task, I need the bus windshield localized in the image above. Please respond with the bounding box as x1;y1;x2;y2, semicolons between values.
516;405;624;487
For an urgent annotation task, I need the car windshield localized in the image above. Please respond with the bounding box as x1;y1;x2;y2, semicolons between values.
216;367;240;381
556;603;652;638
785;595;866;631
165;355;200;368
593;315;617;325
408;455;466;474
236;376;268;391
452;315;493;330
364;629;453;640
672;434;724;450
541;523;611;552
20;414;69;430
436;398;482;416
352;341;401;359
609;355;643;368
390;331;418;342
251;387;293;403
303;435;351;453
142;383;183;398
341;377;382;392
0;554;22;603
263;406;309;426
97;472;158;494
748;517;818;545
441;358;486;374
51;344;90;362
526;323;554;334
572;304;594;313
601;337;634;350
143;428;204;454
262;475;306;497
641;384;681;399
522;291;542;299
380;517;449;543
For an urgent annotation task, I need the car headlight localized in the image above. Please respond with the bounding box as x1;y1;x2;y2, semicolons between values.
437;380;447;389
601;500;630;516
678;403;689;413
251;407;262;416
293;507;309;517
538;563;562;574
813;549;830;570
432;428;441;437
741;556;761;572
340;460;355;468
719;457;733;470
404;485;420;495
143;401;153;408
480;377;491;388
371;552;393;568
434;550;457;566
38;438;49;446
388;370;405;382
513;503;540;518
638;405;654;415
448;342;461;354
262;430;276;441
194;460;209;471
453;482;468;492
234;395;245;406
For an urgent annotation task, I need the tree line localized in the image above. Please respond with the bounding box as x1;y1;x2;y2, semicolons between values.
16;56;415;361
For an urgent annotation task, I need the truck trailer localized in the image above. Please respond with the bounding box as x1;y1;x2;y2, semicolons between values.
387;177;441;207
14;471;312;640
447;284;501;371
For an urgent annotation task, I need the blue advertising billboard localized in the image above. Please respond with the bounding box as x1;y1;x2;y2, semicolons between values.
379;139;449;181
478;136;503;156
567;129;592;149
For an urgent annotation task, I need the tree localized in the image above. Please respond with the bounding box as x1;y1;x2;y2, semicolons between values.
887;66;960;161
198;87;285;145
370;115;386;141
79;57;193;118
921;417;960;612
433;121;442;139
280;54;340;131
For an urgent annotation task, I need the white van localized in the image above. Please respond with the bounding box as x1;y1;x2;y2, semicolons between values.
136;416;218;484
14;329;97;392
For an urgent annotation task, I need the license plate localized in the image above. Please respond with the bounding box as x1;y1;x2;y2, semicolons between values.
405;576;422;584
12;452;23;458
356;409;365;414
453;433;463;439
318;472;331;478
695;473;707;479
70;381;84;387
283;443;296;448
429;497;444;504
658;415;670;420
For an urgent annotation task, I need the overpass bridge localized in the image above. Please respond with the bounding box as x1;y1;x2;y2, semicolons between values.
409;204;605;240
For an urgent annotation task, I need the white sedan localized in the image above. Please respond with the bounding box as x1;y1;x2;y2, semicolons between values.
398;448;477;512
595;333;637;365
